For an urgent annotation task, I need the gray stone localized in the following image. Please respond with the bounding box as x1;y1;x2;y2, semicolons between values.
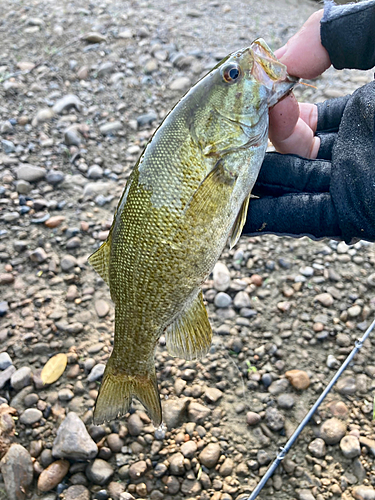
169;452;185;475
162;398;189;429
61;255;78;272
0;301;9;317
169;77;191;91
15;180;32;194
87;165;103;179
53;94;83;114
246;411;261;426
180;440;197;458
308;438;326;458
97;61;115;77
52;412;98;460
94;299;109;318
336;376;356;395
136;111;157;128
353;486;375;500
64;485;90;500
85;458;114;485
87;364;105;382
340;435;361;458
11;367;32;391
0;365;15;389
0;352;12;370
46;170;65;185
2;139;15;154
100;121;123;135
320;418;346;445
265;407;285;431
58;388;74;401
213;262;231;291
214;292;232;308
297;490;316;500
127;413;144;436
17;164;46;182
188;401;211;424
233;291;251;309
277;394;295;410
1;444;33;500
199;442;220;468
204;387;223;403
29;247;48;263
19;408;43;425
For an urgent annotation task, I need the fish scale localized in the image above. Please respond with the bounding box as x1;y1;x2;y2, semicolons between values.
89;39;298;425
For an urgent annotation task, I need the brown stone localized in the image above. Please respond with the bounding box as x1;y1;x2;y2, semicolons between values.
37;459;70;492
285;369;310;390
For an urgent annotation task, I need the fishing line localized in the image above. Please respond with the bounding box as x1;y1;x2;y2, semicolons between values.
247;316;375;500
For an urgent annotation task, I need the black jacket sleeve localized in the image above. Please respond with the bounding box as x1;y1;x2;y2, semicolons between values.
321;0;375;70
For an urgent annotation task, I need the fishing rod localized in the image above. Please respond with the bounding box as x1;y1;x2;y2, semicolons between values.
247;316;375;500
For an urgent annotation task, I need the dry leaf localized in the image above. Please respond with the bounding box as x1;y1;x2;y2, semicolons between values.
41;353;67;385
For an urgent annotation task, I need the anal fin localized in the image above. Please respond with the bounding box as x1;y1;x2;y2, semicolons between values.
165;290;212;361
230;193;251;249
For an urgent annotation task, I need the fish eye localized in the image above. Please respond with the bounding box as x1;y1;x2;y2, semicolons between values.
222;63;242;84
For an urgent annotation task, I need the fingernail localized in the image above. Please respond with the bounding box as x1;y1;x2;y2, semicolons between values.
275;45;287;60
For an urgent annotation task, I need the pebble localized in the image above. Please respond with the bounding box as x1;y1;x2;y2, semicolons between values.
0;352;12;370
100;121;123;135
213;262;231;291
162;398;189;429
87;363;105;382
320;418;347;445
308;438;326;458
20;408;43;425
340;435;361;458
86;459;114;485
233;291;251;309
94;299;109;317
336;376;356;395
168;452;185;475
0;444;33;500
169;77;191;91
88;165;104;179
315;292;334;307
199;442;220;468
46;170;65;185
265;406;285;431
127;413;144;436
277;393;295;409
16;164;46;182
187;401;211;423
0;365;16;389
65;485;91;500
30;247;48;263
129;460;147;479
37;459;70;492
204;387;223;403
246;411;261;426
285;369;310;390
10;366;32;391
219;457;234;476
180;440;197;458
53;94;83;114
136;111;157;127
214;292;232;308
52;412;98;460
82;32;106;43
353;486;375;500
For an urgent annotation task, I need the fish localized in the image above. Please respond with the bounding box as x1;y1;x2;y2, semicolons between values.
89;38;297;425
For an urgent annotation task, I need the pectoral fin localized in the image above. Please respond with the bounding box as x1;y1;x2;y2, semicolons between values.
229;193;251;249
166;290;212;360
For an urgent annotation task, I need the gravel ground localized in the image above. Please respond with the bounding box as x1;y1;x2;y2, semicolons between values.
1;1;375;500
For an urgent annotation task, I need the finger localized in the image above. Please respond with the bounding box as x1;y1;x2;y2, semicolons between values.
299;103;318;132
269;93;299;142
253;152;331;196
316;94;351;133
275;10;331;79
270;115;320;159
243;192;341;240
316;132;336;161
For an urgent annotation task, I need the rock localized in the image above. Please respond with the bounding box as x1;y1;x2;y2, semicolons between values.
246;411;261;426
37;459;70;492
45;216;65;228
213;262;231;291
127;413;144;436
169;77;191;91
188;401;211;423
297;490;316;500
308;438;326;458
2;139;15;154
97;61;115;77
0;365;16;389
162;398;189;429
199;443;220;468
0;444;33;500
53;94;83;114
30;247;48;263
17;164;46;182
46;170;65;185
82;32;106;43
320;418;346;445
0;352;12;370
10;367;32;391
64;485;91;500
315;293;334;307
94;299;109;317
285;369;310;390
233;291;251;309
32;108;55;126
87;364;105;382
277;394;295;409
108;482;125;500
106;434;124;453
61;255;78;272
353;486;375;500
168;452;185;475
19;408;43;425
15;180;31;194
129;460;147;479
336;376;356;395
136;111;157;128
348;304;361;317
88;165;103;179
0;301;9;317
99;121;123;135
52;412;98;460
340;435;361;458
179;439;197;458
214;292;232;308
265;407;285;431
85;458;114;485
219;457;234;476
359;437;375;456
204;387;223;403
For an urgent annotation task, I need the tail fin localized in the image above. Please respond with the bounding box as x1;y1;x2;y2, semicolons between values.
93;358;162;426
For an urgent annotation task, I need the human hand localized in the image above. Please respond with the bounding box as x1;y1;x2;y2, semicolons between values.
269;9;331;158
244;82;375;243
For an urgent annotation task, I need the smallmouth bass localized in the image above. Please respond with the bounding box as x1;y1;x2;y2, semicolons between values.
89;39;297;425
